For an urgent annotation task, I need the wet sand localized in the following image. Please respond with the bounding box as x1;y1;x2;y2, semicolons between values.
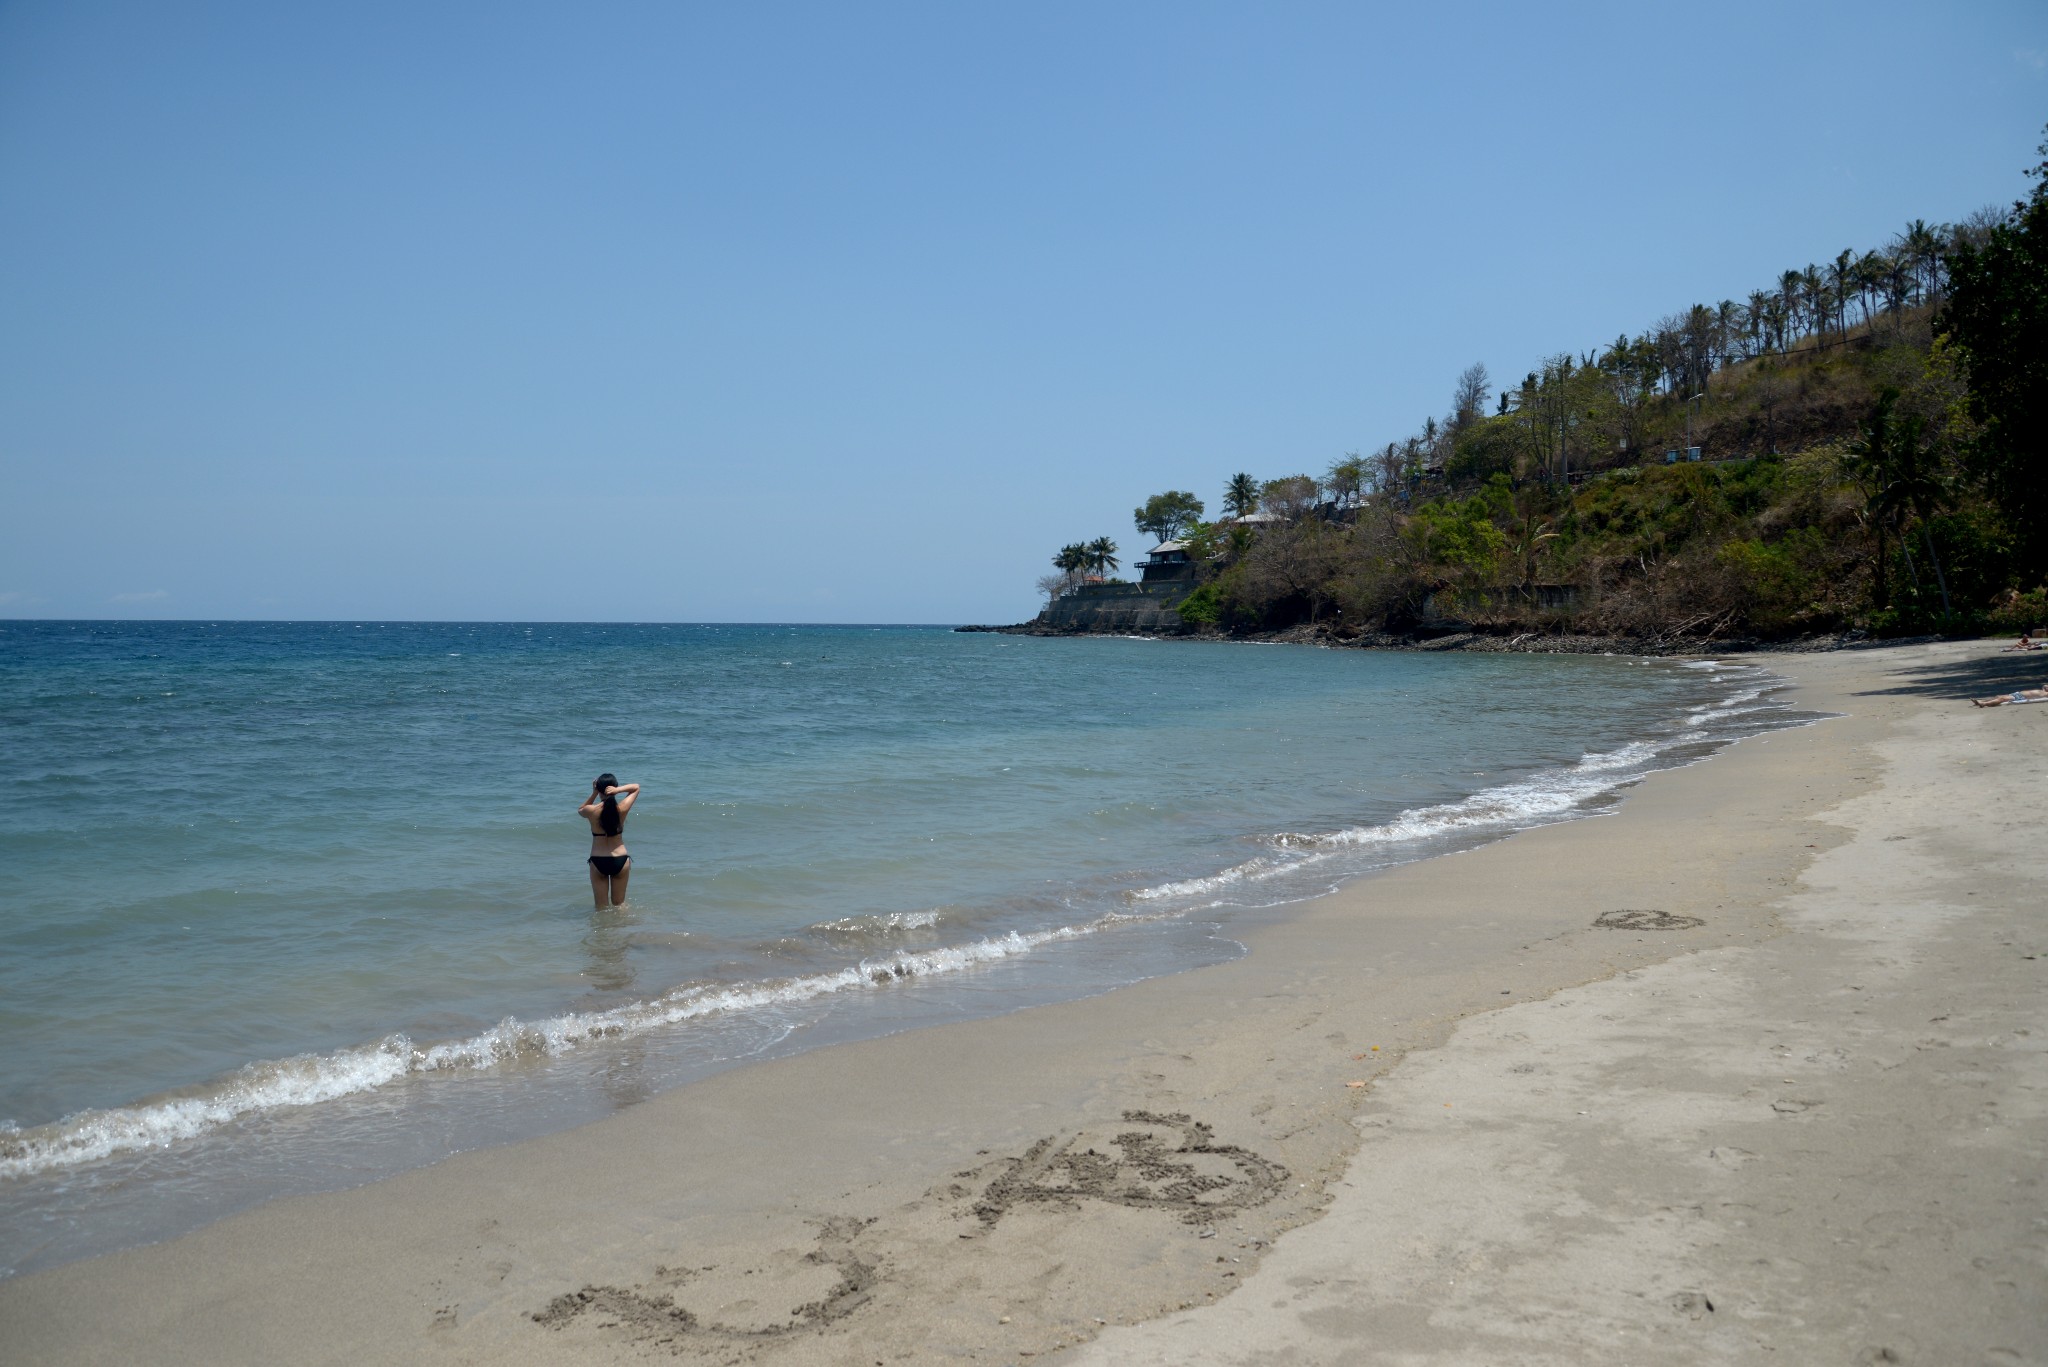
2;640;2042;1365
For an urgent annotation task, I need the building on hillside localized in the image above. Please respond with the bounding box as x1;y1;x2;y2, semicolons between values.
1140;541;1195;583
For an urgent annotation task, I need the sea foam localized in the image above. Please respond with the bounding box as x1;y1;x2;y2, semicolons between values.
0;920;1106;1180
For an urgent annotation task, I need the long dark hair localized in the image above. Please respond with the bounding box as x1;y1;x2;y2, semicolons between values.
593;772;622;836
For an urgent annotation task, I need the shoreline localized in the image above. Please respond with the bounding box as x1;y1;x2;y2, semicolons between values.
960;619;1951;656
1;640;2040;1363
0;645;1770;1277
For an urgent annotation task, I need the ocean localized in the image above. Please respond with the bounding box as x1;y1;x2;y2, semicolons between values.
0;621;1810;1275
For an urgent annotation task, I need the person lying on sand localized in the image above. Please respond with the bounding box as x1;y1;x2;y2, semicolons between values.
2000;631;2041;651
1972;686;2048;707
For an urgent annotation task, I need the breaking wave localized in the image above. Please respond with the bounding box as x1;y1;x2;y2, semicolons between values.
0;922;1102;1181
1271;739;1664;851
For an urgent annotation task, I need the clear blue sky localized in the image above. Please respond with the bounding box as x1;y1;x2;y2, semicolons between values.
3;1;2042;623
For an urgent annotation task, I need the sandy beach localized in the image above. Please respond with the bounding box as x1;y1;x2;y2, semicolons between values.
2;639;2042;1366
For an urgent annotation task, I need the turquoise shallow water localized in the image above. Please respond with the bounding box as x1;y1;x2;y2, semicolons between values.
0;621;1806;1274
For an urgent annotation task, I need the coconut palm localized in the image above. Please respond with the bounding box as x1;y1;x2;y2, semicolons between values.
1746;290;1774;355
1779;269;1804;348
1801;266;1829;346
1903;220;1940;303
1223;472;1260;518
1830;250;1857;337
1856;250;1886;327
1086;536;1120;576
1880;248;1912;319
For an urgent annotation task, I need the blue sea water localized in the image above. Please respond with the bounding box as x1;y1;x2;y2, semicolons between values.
0;621;1807;1274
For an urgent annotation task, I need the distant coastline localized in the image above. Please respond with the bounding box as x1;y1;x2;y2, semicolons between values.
1011;180;2048;652
955;617;1926;657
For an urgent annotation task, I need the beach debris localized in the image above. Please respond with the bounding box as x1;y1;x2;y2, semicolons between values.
970;1111;1287;1230
1595;909;1706;931
1345;1080;1366;1088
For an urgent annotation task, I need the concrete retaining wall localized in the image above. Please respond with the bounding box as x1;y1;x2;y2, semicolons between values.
1033;581;1194;634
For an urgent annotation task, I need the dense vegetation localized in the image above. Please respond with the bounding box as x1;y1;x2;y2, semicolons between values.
1043;130;2048;643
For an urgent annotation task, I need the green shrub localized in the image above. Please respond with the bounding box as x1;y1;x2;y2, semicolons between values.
1176;582;1223;627
1714;527;1831;631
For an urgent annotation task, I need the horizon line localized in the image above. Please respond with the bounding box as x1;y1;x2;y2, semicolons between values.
0;618;988;628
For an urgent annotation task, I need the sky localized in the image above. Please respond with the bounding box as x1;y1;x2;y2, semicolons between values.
2;1;2043;624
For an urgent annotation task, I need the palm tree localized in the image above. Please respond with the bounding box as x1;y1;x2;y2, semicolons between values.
1801;266;1828;347
1779;269;1804;349
1223;472;1260;518
1830;250;1856;338
1086;536;1120;576
1903;220;1940;304
1745;291;1774;357
1053;543;1089;579
1856;250;1885;328
1880;248;1911;320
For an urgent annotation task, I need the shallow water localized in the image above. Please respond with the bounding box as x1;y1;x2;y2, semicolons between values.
0;621;1810;1274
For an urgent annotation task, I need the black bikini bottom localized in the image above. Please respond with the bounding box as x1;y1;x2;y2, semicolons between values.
588;854;631;877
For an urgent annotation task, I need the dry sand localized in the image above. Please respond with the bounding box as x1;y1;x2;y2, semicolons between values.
1;640;2042;1366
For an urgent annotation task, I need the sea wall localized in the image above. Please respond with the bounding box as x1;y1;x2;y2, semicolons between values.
1030;581;1193;634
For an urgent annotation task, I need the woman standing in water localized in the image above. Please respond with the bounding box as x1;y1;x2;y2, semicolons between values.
580;772;639;909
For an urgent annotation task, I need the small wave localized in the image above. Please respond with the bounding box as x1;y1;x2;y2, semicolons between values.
1573;740;1661;771
0;920;1110;1181
1127;857;1278;902
1271;740;1665;851
1689;686;1765;714
1683;701;1780;728
809;909;944;938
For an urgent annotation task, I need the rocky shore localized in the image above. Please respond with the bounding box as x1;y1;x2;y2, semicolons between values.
956;620;1921;657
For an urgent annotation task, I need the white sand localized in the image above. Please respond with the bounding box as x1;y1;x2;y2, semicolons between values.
1063;644;2046;1365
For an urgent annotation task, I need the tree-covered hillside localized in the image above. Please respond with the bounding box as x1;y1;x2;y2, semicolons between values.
1042;131;2048;644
